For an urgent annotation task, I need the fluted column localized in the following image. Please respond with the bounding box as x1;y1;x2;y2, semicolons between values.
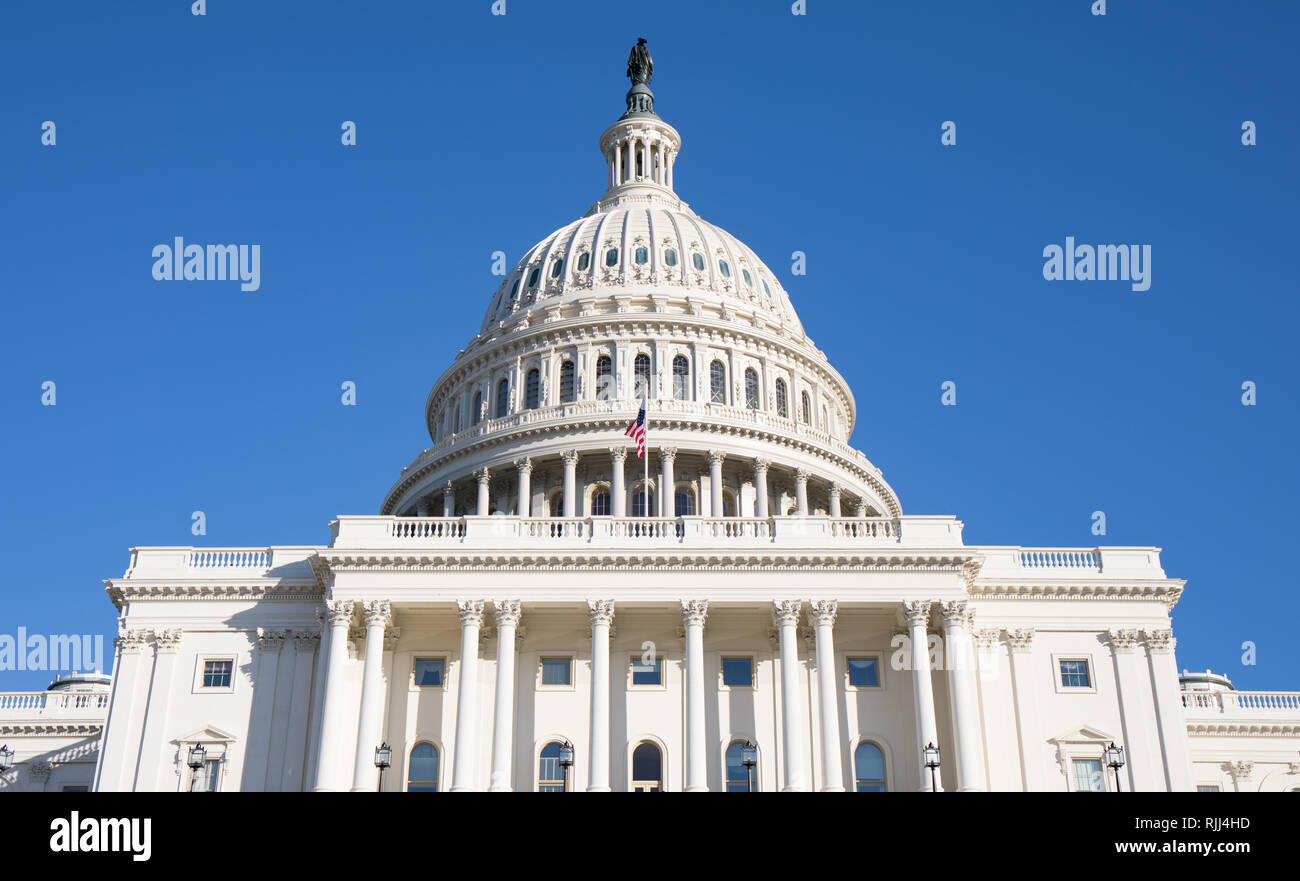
587;600;615;792
351;600;391;791
489;601;522;791
660;446;677;517
312;600;355;791
903;601;942;791
940;601;986;791
442;480;455;517
809;601;843;791
828;483;842;518
794;469;809;516
562;450;578;517
610;447;627;517
681;600;709;791
475;468;490;515
707;450;725;516
451;600;485;791
515;458;532;517
1144;630;1194;792
1005;629;1044;791
774;600;809;791
754;459;770;518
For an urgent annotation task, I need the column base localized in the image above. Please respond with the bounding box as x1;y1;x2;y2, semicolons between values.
586;785;611;793
684;784;709;792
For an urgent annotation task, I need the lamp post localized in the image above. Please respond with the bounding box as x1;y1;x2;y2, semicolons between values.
374;743;392;793
558;740;574;792
1104;742;1126;793
923;742;941;793
741;740;758;793
186;744;207;793
0;744;14;774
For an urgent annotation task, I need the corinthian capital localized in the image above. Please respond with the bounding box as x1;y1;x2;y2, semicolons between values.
1143;629;1175;652
609;446;628;463
1107;628;1142;651
706;449;726;467
561;449;579;466
457;600;486;626
939;600;969;628
587;599;615;626
753;458;770;475
475;467;491;486
680;599;708;627
326;600;355;627
808;599;838;627
901;601;931;627
494;600;522;628
772;599;802;627
793;468;809;485
1004;628;1035;652
514;457;532;475
659;446;677;464
361;600;392;628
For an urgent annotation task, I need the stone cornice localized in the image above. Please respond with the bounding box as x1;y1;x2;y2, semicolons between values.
312;550;979;574
0;723;104;737
968;580;1184;609
1187;722;1300;737
105;579;322;609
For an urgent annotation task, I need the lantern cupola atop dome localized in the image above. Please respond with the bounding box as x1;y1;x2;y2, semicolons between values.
599;39;682;205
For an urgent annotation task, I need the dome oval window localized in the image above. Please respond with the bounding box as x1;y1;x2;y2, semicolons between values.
528;267;541;288
634;247;648;265
719;260;731;279
551;259;564;278
692;252;705;271
761;278;772;298
576;252;590;272
605;248;619;267
742;269;752;287
664;249;678;267
510;279;521;302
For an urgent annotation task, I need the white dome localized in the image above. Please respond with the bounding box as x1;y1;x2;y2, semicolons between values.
481;205;806;340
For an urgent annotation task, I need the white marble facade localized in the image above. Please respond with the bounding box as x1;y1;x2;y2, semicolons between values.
6;50;1297;795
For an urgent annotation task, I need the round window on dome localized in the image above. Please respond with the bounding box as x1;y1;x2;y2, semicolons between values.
664;249;678;267
528;267;540;287
692;253;705;271
577;252;590;272
551;259;564;278
719;260;731;279
605;248;619;267
742;269;752;287
634;247;648;265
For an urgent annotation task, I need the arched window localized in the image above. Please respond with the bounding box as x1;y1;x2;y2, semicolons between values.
775;379;788;418
577;251;590;272
559;360;576;403
742;268;753;287
471;391;482;425
672;355;690;401
744;368;759;410
674;488;695;517
822;404;828;431
800;391;811;424
596;355;613;401
692;252;705;271
634;353;651;400
451;403;461;434
538;741;570;792
496;379;510;418
634;247;648;265
631;742;663;792
605;248;619;267
527;267;540;288
725;741;756;792
664;249;678;267
710;361;726;404
407;742;439;792
548;490;564;518
525;369;540;410
854;742;886;792
719;260;731;278
510;278;521;303
591;488;611;517
632;486;656;518
551;258;564;278
722;489;737;517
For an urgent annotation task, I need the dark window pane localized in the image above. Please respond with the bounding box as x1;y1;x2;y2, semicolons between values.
722;657;752;687
541;658;571;686
847;657;879;688
414;658;445;687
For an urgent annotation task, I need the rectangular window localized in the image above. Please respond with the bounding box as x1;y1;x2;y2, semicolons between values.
846;657;880;688
192;758;222;793
414;658;445;688
1072;758;1103;792
722;657;753;688
202;659;233;689
540;657;572;687
1197;785;1220;792
1058;659;1092;689
631;657;663;686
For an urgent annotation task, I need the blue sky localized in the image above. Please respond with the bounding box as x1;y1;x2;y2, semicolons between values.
1;1;1296;692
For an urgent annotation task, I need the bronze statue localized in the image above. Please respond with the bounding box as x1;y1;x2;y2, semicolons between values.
627;38;652;85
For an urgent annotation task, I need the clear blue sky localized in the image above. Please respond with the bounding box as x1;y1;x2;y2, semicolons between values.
1;1;1296;692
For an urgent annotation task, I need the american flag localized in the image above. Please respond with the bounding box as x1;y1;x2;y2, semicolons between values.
624;402;647;458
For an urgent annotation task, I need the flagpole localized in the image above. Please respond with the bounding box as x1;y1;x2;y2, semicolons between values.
643;393;649;519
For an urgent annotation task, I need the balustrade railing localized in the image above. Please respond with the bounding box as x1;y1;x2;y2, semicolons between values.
1180;691;1300;714
0;692;110;715
1016;548;1099;570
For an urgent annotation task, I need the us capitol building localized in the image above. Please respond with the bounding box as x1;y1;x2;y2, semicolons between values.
4;42;1298;794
